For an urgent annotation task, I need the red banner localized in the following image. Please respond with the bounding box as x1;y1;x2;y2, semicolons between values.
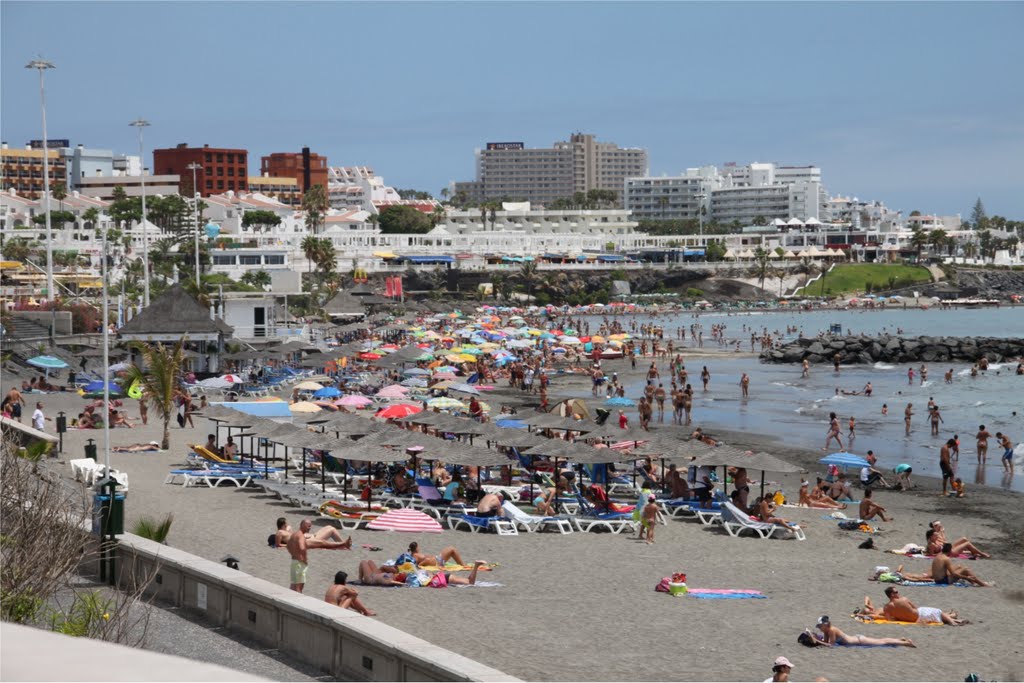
384;277;394;298
393;276;403;299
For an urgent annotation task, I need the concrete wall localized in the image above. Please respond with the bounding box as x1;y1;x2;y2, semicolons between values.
11;310;73;336
95;533;518;683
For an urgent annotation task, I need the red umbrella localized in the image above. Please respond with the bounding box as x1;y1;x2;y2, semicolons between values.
375;403;423;419
359;352;382;360
367;508;442;533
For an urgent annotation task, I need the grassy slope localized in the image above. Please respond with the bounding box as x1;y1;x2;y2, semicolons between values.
796;263;932;296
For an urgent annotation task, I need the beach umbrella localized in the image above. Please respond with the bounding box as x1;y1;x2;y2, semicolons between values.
605;397;634;407
337;395;373;408
448;383;481;395
402;368;430;376
820;452;869;469
376;385;409;399
427;397;466;411
289;401;323;414
27;355;69;371
312;386;342;398
366;508;443;533
375;404;422;419
293;380;326;392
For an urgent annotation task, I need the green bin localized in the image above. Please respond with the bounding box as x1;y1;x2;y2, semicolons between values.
92;493;125;536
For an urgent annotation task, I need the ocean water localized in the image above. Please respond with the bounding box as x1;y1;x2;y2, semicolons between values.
580;307;1024;492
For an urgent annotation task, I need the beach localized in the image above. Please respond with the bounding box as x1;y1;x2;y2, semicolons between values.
27;344;1024;683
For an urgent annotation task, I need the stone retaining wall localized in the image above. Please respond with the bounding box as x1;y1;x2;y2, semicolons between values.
761;335;1024;365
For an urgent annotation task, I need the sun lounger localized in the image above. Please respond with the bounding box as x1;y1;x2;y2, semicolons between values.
721;501;805;540
445;513;518;536
407;482;471;519
481;484;523;502
570;496;638;534
501;501;574;534
188;444;235;465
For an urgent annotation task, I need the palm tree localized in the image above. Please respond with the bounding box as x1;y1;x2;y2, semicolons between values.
301;185;329;234
518;260;539;299
82;207;100;237
753;247;770;292
909;228;929;262
122;338;188;450
300;235;320;280
928;229;948;258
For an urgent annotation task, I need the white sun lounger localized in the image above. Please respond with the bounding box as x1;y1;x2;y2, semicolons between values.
721;501;805;540
501;501;574;534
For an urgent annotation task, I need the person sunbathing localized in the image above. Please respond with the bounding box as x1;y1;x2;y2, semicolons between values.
324;571;376;616
931;544;991;586
864;588;967;625
358;560;406;586
825;473;852;501
810;481;847;509
273;517;352;550
407;541;464;567
798;481;846;509
532;486;556;516
927;520;990;558
112;441;161;452
757;498;799;531
858;489;892;522
809;616;915;647
428;560;487;587
111;411;134;428
432;463;452;487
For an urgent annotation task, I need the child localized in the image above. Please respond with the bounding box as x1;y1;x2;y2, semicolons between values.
848;416;857;441
881;403;888;416
952;478;966;498
640;494;659;544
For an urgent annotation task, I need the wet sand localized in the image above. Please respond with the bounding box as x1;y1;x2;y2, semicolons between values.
26;357;1024;682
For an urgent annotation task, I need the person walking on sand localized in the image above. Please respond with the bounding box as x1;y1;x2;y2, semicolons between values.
639;494;659;544
31;402;51;432
904;403;914;436
940;439;955;495
996;432;1015;473
654;383;666;421
824;412;843;451
976;425;992;464
740;373;750;399
324;571;376;616
701;366;710;391
286;519;312;593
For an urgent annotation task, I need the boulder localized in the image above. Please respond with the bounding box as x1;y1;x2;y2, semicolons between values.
807;342;827;355
783;348;805;363
829;340;847;350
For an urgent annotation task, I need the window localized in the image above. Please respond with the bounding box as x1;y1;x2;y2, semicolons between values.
239;255;261;265
227;167;234;176
217;167;224;176
217;180;224;189
216;154;223;163
205;154;212;163
264;254;284;265
206;180;213;189
227;154;234;163
213;255;236;265
228;181;235;190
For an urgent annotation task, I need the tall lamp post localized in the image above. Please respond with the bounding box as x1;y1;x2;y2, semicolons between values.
26;59;56;302
186;162;202;286
129;118;151;306
696;192;707;243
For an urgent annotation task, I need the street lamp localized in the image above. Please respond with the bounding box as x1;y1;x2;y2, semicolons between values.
129;118;151;306
26;58;56;302
695;191;707;244
186;162;202;286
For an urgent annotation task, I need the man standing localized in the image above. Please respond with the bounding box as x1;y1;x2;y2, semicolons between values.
996;432;1014;473
286;519;312;593
939;439;955;495
740;373;750;399
32;402;49;432
5;387;25;423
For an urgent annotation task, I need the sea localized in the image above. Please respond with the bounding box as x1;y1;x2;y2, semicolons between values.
582;306;1024;493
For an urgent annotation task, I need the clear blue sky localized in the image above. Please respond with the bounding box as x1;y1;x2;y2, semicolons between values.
3;1;1022;217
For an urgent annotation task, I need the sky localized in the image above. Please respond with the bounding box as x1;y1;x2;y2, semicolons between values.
3;1;1023;218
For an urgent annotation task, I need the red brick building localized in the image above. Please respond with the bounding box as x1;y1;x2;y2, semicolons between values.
153;143;248;197
260;148;328;198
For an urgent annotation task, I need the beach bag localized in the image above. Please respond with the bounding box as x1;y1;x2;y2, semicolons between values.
772;491;785;506
655;577;672;593
394;553;416;567
838;519;861;531
406;570;431;588
428;572;448;588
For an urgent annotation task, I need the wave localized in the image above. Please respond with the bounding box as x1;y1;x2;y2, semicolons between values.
873;362;896;370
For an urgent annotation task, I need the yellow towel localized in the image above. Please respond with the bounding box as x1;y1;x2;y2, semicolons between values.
852;615;943;626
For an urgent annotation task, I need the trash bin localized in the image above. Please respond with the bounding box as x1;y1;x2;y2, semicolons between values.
92;492;125;537
84;439;97;461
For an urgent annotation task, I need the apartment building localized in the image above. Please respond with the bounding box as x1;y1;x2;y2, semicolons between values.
153;143;249;197
246;175;302;206
1;144;67;199
327;165;402;212
453;133;647;206
261;148;328;198
77;173;181;199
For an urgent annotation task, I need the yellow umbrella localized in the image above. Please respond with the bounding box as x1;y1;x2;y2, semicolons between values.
289;401;323;413
294;381;324;391
457;353;477;363
590;335;606;343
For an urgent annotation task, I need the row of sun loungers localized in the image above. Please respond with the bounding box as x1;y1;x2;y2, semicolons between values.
69;458;129;490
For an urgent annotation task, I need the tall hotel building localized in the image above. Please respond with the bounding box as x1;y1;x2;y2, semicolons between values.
453;133;647;206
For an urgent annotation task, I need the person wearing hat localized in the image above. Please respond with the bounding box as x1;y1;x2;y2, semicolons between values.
765;656;793;682
111;441;163;452
639;494;660;544
811;615;916;648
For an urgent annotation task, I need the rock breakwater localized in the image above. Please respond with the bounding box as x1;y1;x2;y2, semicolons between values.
761;335;1024;365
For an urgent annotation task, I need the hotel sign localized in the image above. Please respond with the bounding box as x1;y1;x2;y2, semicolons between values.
486;142;524;150
29;139;70;149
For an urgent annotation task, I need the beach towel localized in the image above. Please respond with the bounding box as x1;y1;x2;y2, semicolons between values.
687;589;766;600
895;579;972;587
838;520;880;533
851;615;943;626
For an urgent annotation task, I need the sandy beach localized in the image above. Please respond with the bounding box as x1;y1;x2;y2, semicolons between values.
23;351;1024;682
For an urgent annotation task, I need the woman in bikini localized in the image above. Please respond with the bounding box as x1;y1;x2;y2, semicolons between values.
810;616;915;648
408;541;465;568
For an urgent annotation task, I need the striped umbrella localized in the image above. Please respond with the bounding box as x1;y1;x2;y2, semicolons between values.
366;508;443;533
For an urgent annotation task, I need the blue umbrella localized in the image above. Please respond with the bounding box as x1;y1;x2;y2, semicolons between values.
402;368;430;376
83;381;123;394
27;355;68;370
313;386;342;398
495;419;528;429
820;452;869;469
605;397;635;407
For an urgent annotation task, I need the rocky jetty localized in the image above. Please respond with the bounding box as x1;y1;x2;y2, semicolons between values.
762;334;1024;365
